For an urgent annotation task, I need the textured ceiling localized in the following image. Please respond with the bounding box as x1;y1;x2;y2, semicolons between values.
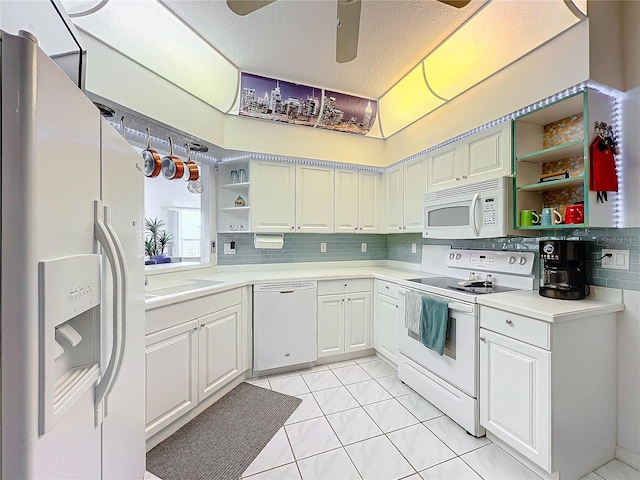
162;0;487;99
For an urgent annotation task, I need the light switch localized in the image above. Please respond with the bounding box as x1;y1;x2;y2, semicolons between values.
320;243;327;253
412;243;417;254
361;243;367;253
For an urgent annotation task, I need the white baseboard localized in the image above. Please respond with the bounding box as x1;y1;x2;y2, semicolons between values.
616;445;640;470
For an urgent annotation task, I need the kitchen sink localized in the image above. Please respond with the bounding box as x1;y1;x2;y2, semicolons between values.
146;279;224;297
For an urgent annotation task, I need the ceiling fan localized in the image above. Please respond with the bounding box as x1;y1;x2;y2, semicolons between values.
226;0;471;64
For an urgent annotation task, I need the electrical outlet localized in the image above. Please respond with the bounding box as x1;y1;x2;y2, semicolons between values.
361;243;367;253
411;243;417;254
320;243;327;253
602;249;629;270
211;241;216;253
224;243;236;255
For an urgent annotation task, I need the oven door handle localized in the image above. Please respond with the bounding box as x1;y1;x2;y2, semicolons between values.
470;192;480;237
447;302;474;314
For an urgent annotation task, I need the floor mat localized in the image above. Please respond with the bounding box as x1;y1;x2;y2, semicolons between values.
146;382;302;480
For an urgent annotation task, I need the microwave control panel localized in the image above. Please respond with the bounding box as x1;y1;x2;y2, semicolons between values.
482;198;497;226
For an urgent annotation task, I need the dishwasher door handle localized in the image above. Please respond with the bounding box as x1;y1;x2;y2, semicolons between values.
279;291;295;294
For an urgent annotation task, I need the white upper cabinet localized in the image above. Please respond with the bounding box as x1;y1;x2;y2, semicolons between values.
383;157;426;233
358;171;380;233
335;169;380;233
403;157;427;232
427;122;511;192
334;169;359;233
296;164;334;233
382;165;404;232
427;142;463;192
251;161;296;232
462;122;511;184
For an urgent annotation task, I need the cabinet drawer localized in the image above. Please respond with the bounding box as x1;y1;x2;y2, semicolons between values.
480;306;550;349
146;288;242;335
376;280;399;300
318;278;371;295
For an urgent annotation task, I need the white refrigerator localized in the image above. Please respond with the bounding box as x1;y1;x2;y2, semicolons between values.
1;30;145;479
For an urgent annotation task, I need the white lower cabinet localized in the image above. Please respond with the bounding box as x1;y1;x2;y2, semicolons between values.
145;320;199;439
374;292;398;365
144;288;248;439
479;305;617;480
317;280;371;358
479;328;550;469
198;304;243;403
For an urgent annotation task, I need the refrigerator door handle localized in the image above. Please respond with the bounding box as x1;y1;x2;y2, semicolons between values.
102;205;130;413
93;201;122;423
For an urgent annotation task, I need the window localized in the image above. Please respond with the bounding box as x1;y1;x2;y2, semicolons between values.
144;165;209;266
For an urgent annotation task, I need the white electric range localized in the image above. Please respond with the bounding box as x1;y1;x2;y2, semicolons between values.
397;246;536;437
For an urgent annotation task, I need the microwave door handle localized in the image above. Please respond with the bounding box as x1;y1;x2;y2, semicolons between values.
470;192;480;237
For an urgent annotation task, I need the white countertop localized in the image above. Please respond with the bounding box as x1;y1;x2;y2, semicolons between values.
144;263;424;310
477;286;624;323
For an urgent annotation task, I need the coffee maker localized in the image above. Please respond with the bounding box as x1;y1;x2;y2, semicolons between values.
539;240;589;300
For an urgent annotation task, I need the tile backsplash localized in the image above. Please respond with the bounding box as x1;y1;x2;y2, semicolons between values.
217;233;387;266
218;229;640;290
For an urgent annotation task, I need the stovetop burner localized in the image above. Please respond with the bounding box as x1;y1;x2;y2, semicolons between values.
408;276;520;295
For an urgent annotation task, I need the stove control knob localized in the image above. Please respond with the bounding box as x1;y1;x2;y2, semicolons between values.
449;253;455;260
455;254;462;260
508;256;516;264
519;257;527;265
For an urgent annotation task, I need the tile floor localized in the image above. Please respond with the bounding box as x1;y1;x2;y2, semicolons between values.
146;355;640;480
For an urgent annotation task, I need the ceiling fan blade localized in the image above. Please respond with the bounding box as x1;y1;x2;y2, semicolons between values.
336;0;362;64
226;0;276;16
437;0;471;8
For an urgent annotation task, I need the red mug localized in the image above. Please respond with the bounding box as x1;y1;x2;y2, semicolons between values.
565;203;584;224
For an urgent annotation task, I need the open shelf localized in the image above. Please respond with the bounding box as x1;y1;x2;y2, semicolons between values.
516;140;584;164
516;223;586;231
219;182;250;189
220;206;250;211
518;176;584;192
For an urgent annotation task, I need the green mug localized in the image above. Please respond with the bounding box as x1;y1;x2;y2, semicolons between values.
520;209;540;227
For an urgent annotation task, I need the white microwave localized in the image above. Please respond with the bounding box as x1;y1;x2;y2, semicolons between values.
423;177;524;239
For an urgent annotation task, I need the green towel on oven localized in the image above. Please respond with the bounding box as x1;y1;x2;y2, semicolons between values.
420;296;449;356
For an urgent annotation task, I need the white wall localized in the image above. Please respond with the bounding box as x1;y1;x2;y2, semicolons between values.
617;290;640;468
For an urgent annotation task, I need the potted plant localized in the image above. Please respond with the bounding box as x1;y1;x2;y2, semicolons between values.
144;218;174;264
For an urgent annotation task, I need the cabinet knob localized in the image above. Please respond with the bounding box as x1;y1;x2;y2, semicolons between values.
402;226;406;230
193;327;198;332
359;227;362;231
355;227;358;231
480;336;486;342
462;175;468;179
505;319;513;325
385;285;389;289
456;177;461;181
291;226;294;230
200;324;205;328
348;298;351;301
399;227;402;230
342;299;345;302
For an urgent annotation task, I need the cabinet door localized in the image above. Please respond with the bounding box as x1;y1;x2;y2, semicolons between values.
479;328;550;470
334;169;359;233
427;141;463;192
198;304;243;403
403;157;427;232
251;161;296;232
374;294;398;365
382;165;404;232
345;292;371;353
296;164;334;233
317;294;345;358
462;123;511;183
145;320;198;438
358;171;380;233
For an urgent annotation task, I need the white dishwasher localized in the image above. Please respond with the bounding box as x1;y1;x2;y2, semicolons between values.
253;281;318;372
